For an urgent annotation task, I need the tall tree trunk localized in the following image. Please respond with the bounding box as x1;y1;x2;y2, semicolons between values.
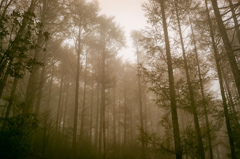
98;61;103;156
210;0;240;97
205;0;236;158
55;68;64;131
95;81;100;152
222;69;237;114
227;0;240;44
62;75;69;133
89;75;94;142
101;44;106;159
0;59;13;99
47;63;54;110
1;56;25;130
58;76;66;129
174;1;205;158
123;67;127;150
34;50;47;116
136;46;146;159
159;1;182;158
189;18;213;159
72;27;81;159
24;0;47;114
0;0;37;100
80;53;88;140
112;85;116;158
41;114;51;159
1;74;19;130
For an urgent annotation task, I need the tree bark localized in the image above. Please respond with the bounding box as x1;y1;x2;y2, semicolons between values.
175;1;205;157
136;45;146;159
89;75;94;142
211;0;240;97
189;18;213;159
24;0;47;114
34;50;47;115
112;85;116;158
101;42;106;159
47;63;54;110
62;75;69;133
159;1;182;158
227;0;240;44
55;68;64;131
95;81;100;152
1;73;19;130
80;53;88;140
0;59;13;99
205;0;236;158
0;0;37;100
123;67;127;150
72;27;81;159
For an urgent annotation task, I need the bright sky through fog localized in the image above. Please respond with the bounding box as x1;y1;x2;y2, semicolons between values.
98;0;147;63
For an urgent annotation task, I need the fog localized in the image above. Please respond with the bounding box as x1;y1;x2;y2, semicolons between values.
0;0;239;159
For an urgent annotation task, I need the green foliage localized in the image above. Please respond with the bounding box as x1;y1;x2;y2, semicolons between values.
0;9;48;79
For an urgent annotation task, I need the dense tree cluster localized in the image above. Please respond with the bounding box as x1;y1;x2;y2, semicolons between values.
0;0;240;159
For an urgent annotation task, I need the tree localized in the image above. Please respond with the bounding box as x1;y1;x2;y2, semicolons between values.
158;1;182;158
210;0;240;97
97;15;125;159
131;30;146;159
67;1;99;158
206;0;237;158
173;0;205;158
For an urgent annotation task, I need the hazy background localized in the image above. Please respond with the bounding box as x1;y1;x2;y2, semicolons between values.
98;0;147;62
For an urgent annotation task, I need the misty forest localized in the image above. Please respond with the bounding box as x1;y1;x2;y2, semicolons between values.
1;0;240;159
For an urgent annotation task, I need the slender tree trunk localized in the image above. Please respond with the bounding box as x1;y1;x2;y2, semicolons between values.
123;67;127;150
89;76;94;142
47;63;54;110
80;53;88;140
34;67;45;116
129;101;133;144
1;56;25;130
0;0;6;10
0;0;36;97
0;0;38;86
222;69;237;114
62;75;69;133
112;85;116;158
99;81;103;156
211;0;240;97
174;1;205;158
58;76;66;129
41;116;51;159
159;1;182;158
0;55;9;78
34;50;47;115
189;18;213;159
95;81;100;152
227;0;240;44
136;47;146;159
24;0;46;113
72;27;81;159
55;69;64;131
101;43;106;159
205;0;236;158
144;91;148;131
0;59;13;99
1;74;19;130
0;0;13;20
